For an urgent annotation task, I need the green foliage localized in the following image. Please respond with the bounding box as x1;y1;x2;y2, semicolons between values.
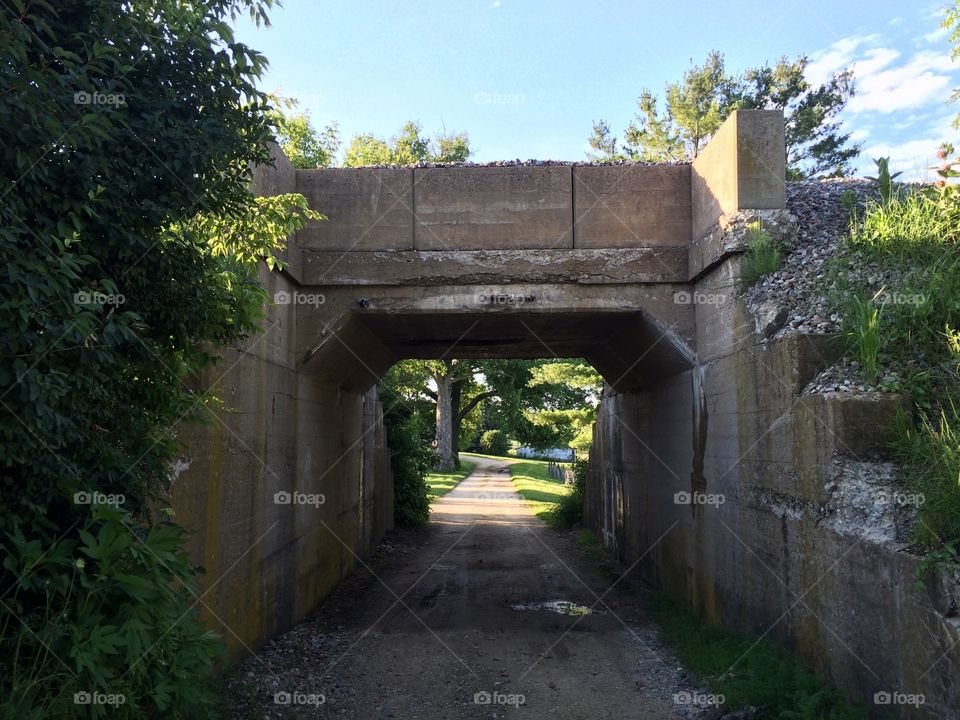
1;505;222;718
0;0;321;714
343;120;470;166
865;156;903;206
945;2;960;126
827;167;960;559
479;429;510;456
848;294;882;384
379;384;437;526
269;96;340;168
593;51;860;177
507;460;574;524
892;407;960;547
586;119;626;162
547;459;588;529
647;594;866;719
740;223;782;283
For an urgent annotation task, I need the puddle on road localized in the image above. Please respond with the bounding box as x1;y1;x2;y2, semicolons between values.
511;600;597;616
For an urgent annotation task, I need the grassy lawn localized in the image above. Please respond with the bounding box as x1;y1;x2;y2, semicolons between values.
506;459;572;523
425;459;477;502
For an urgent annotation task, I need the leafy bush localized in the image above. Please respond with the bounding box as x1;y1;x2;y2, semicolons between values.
740;223;781;284
479;429;510;456
548;459;588;528
0;1;319;715
380;385;437;526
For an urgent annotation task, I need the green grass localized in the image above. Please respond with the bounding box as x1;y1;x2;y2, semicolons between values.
826;185;960;558
425;459;476;502
740;223;781;284
506;459;573;526
646;594;867;720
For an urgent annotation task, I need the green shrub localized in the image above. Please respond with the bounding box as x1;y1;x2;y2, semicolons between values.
548;459;588;528
740;223;781;284
1;506;222;718
0;2;318;715
479;429;510;456
380;385;438;526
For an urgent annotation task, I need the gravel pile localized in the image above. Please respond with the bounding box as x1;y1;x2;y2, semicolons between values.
323;158;690;169
745;178;876;339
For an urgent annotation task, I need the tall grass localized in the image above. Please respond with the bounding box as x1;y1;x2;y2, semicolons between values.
829;182;960;558
740;223;781;284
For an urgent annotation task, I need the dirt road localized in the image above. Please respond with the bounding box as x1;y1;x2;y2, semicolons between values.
229;456;713;719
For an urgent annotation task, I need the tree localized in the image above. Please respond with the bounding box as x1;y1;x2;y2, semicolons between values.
590;51;860;178
270;97;340;168
522;362;603;454
343;120;471;166
0;1;320;715
739;57;859;178
587;119;627;162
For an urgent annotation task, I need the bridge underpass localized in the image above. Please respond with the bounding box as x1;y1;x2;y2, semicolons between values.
171;110;960;717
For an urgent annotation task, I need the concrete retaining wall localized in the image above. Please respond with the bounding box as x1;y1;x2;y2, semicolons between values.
170;152;394;658
585;256;960;719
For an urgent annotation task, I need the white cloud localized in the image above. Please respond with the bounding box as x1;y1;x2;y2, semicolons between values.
849;49;954;113
924;26;950;43
806;35;878;86
861;137;944;181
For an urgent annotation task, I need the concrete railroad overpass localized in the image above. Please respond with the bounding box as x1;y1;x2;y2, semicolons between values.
173;111;959;719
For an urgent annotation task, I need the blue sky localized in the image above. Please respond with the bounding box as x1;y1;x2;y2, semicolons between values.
233;0;959;179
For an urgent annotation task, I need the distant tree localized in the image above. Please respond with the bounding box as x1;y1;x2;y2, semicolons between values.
587;119;627;162
343;120;471;166
269;96;340;168
739;56;859;178
590;51;860;178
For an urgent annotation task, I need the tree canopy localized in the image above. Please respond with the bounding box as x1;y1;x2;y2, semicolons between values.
343;120;471;166
588;51;860;178
1;1;320;715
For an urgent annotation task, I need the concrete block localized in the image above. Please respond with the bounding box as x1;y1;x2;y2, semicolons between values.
573;165;691;248
413;166;572;250
296;168;413;252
